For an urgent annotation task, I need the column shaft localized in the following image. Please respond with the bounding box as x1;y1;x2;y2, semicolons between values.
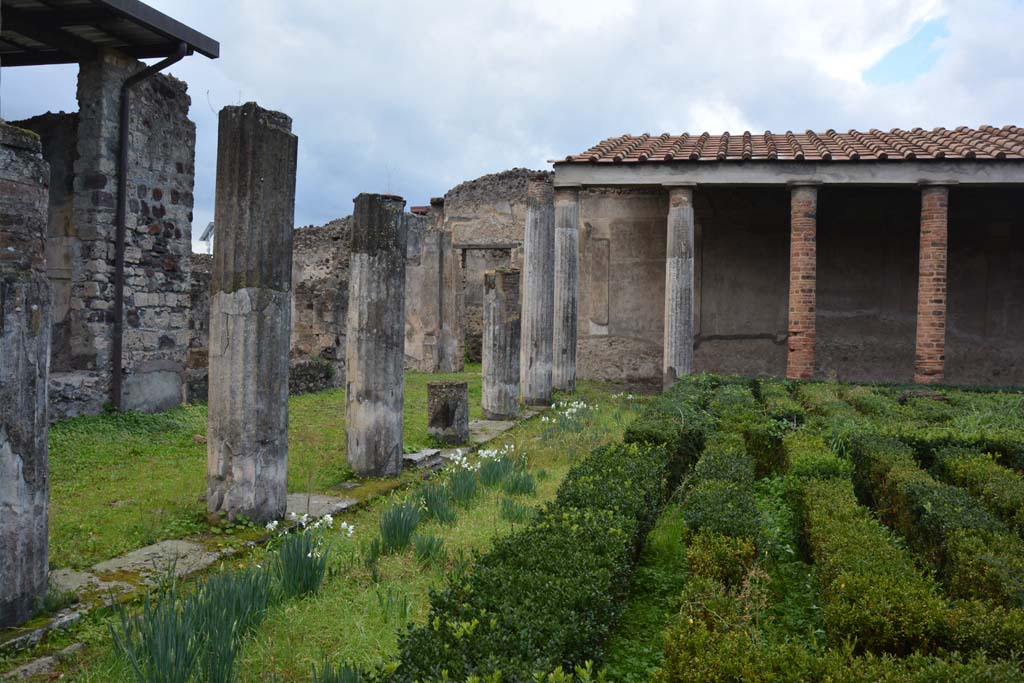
520;174;555;405
663;186;695;390
346;194;408;477
207;103;297;522
0;125;52;626
915;186;949;384
483;269;521;420
553;187;579;392
787;185;818;380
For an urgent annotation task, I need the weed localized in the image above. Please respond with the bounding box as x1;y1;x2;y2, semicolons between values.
413;533;446;568
375;584;412;623
499;497;536;524
501;469;537;496
313;660;367;683
479;456;515;486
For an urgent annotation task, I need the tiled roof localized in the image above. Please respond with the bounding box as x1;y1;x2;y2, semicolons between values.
564;126;1024;163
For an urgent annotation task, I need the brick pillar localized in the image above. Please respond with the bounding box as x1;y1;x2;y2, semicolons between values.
915;186;949;384
786;184;818;380
663;185;695;390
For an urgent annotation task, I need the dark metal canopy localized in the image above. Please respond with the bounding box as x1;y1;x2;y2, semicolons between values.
1;0;219;67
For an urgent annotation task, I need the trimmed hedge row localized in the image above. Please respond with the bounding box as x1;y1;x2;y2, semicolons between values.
756;378;806;425
623;380;712;478
850;433;1024;608
390;441;672;682
785;429;1024;658
933;446;1024;534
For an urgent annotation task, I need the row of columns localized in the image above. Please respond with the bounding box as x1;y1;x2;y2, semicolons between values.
519;176;953;394
784;183;950;384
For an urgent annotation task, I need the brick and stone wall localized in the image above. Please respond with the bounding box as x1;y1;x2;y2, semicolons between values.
290;217;352;393
187;253;211;401
16;48;196;419
443;168;550;361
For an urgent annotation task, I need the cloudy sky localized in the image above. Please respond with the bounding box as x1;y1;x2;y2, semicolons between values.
2;0;1022;251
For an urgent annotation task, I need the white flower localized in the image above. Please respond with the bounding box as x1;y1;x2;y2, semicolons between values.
288;512;298;521
339;521;356;537
265;520;279;532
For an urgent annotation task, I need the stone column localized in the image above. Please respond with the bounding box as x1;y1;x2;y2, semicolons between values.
207;103;297;522
915;185;949;384
786;184;818;380
427;381;469;445
346;194;408;478
0;124;52;627
520;174;555;405
439;230;465;372
483;269;521;420
553;186;580;392
663;185;696;390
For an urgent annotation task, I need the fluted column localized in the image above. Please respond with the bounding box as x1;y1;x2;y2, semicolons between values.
346;194;408;477
520;174;555;405
207;103;297;522
663;185;695;390
553;186;580;392
482;269;521;420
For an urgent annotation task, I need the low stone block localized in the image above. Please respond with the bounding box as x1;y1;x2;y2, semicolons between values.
427;380;469;445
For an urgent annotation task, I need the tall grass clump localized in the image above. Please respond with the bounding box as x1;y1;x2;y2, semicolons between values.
501;469;537;496
191;568;274;682
275;529;330;598
479;456;515;487
413;533;446;568
110;586;199;683
419;482;457;525
313;660;367;683
380;499;421;553
448;467;479;506
499;497;536;524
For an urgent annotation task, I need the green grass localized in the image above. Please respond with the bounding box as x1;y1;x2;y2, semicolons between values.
600;499;688;683
48;365;484;570
51;383;640;682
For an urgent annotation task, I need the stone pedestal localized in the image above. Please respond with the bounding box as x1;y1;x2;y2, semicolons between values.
786;184;818;380
915;186;949;384
0;124;52;627
663;185;695;390
520;174;555;405
553;187;579;392
346;194;408;478
427;381;469;445
207;103;297;522
483;269;521;420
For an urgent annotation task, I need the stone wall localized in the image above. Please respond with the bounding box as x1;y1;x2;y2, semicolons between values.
187;253;211;401
443;168;550;361
15;48;196;419
290;217;352;392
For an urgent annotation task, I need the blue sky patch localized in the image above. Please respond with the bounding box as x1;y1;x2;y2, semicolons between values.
864;17;949;85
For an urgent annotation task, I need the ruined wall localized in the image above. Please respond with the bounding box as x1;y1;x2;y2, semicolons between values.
443;168;550;361
15;49;196;420
187;253;211;401
13;113;79;374
290;217;351;392
946;187;1024;385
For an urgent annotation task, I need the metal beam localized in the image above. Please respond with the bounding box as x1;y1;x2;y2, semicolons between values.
88;0;219;58
2;6;98;62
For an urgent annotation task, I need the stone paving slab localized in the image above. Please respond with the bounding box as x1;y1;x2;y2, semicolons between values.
49;569;133;597
2;643;82;681
0;610;81;655
92;540;221;581
469;419;516;444
286;493;357;518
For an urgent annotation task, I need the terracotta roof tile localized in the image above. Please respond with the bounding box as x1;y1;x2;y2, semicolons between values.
563;125;1024;163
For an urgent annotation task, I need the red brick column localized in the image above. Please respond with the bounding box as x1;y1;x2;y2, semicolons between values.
915;186;949;384
787;185;818;380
